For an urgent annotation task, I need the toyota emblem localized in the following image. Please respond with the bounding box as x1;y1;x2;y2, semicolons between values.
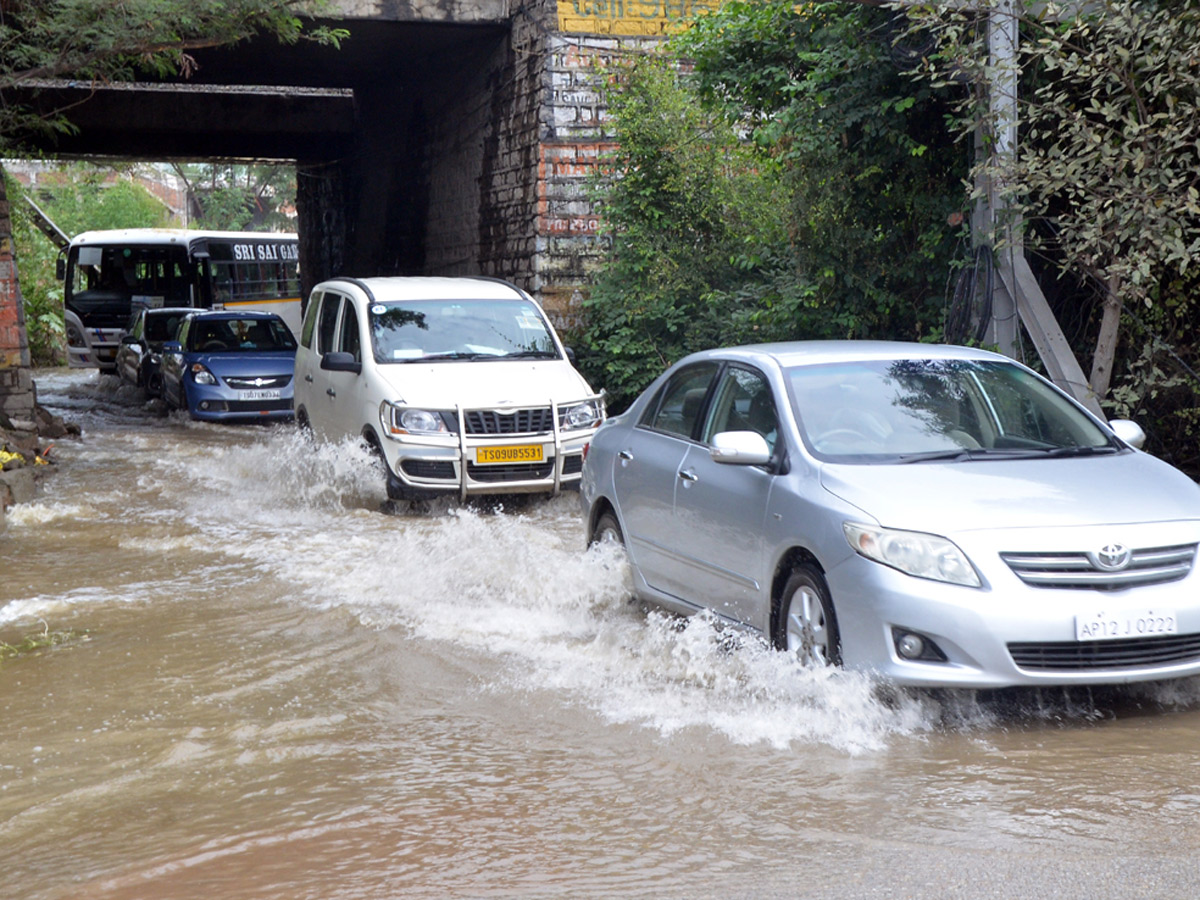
1093;543;1132;571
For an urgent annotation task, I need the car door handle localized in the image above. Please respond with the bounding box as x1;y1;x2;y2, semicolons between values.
326;388;336;398
678;468;698;483
305;374;313;383
618;450;633;461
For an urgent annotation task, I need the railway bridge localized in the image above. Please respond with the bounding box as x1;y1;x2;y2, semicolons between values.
0;0;719;422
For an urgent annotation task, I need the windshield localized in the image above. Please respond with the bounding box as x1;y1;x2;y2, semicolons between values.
188;317;296;353
787;358;1117;462
369;298;559;364
68;245;192;318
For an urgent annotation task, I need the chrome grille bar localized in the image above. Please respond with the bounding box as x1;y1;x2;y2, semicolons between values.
1001;544;1197;590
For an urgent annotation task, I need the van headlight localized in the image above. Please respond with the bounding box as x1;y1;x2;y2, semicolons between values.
562;400;603;430
382;402;450;436
843;523;980;587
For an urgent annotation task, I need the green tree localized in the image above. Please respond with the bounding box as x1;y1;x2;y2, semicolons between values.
172;163;296;232
582;0;966;409
905;0;1200;467
583;56;793;408
8;166;172;364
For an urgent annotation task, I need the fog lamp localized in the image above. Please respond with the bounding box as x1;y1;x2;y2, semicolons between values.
896;632;926;660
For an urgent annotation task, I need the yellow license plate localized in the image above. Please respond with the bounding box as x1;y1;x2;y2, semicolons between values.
476;444;544;464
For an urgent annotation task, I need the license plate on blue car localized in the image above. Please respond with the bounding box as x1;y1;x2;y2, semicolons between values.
242;390;281;401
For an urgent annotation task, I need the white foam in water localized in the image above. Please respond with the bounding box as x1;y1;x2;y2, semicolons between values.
7;502;104;527
136;426;939;754
27;405;1196;753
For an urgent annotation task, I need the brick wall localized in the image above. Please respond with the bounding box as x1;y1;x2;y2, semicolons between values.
0;174;35;424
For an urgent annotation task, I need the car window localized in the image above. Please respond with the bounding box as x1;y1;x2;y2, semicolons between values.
703;366;778;454
641;363;719;439
300;290;322;349
339;301;361;361
316;293;341;355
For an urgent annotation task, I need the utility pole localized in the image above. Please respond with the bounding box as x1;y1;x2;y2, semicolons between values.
976;0;1104;417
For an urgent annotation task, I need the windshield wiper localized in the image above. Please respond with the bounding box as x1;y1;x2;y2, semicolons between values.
417;351;492;361
897;445;1119;464
1043;444;1121;458
501;350;558;359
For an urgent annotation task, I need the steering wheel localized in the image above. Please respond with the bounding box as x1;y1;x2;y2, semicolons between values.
201;340;228;351
814;428;878;453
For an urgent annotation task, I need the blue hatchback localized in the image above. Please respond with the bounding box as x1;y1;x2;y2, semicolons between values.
160;311;296;422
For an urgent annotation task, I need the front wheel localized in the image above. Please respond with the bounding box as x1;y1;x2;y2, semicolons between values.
364;433;407;501
589;509;624;549
774;565;841;668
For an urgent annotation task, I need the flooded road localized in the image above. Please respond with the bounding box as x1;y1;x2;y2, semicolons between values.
3;370;1200;899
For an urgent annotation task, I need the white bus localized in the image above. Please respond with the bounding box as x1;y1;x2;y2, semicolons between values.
61;229;301;371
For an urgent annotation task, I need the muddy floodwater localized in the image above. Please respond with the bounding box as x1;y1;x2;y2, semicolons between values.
2;370;1200;900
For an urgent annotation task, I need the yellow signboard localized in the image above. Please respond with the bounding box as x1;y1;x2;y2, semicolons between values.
557;0;722;35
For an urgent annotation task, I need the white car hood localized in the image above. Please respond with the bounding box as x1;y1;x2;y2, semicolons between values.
819;451;1200;535
374;358;596;408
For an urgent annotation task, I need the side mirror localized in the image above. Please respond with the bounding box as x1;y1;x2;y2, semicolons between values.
120;335;139;346
564;346;578;365
163;341;183;353
710;431;772;466
1109;418;1146;449
321;351;362;375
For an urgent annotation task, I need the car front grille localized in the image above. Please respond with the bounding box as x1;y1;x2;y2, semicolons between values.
1009;634;1200;671
225;375;291;389
464;407;554;435
466;460;555;482
226;399;293;412
1000;543;1197;590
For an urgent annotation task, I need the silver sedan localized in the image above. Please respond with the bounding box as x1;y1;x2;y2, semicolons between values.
580;341;1200;688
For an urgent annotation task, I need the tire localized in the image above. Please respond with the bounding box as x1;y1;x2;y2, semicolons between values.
589;509;623;548
774;565;841;668
364;432;406;501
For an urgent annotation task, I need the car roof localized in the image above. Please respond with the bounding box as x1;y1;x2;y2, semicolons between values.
685;340;1012;369
315;276;533;303
142;306;197;316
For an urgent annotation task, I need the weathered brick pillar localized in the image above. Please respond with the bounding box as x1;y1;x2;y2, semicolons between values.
0;170;36;425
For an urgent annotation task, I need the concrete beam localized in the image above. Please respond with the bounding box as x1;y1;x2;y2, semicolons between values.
17;82;356;161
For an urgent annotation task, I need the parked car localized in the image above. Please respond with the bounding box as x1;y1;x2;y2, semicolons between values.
115;306;195;395
160;311;296;423
580;340;1200;689
294;276;605;500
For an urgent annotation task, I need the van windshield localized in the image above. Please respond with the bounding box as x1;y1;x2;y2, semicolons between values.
369;298;560;364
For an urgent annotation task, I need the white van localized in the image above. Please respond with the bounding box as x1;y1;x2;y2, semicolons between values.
294;276;605;501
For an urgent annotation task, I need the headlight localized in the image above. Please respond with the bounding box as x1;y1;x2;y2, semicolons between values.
383;402;450;436
843;523;981;587
190;363;217;386
562;400;602;430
